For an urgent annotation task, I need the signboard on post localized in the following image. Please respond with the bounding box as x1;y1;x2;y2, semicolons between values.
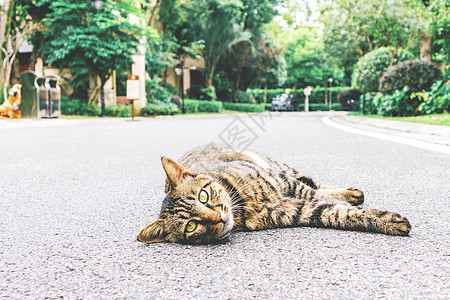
127;75;139;121
303;86;313;112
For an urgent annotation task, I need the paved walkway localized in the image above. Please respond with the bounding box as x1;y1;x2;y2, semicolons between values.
329;115;450;147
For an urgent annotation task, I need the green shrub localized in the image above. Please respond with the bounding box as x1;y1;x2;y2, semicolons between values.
379;60;443;94
184;100;199;113
146;79;171;103
352;47;414;93
86;104;101;116
222;102;265;112
105;105;131;117
161;82;178;96
418;80;450;114
264;103;272;111
61;98;85;115
374;87;414;116
200;86;217;101
140;102;179;116
197;100;223;113
235;90;256;103
358;93;380;115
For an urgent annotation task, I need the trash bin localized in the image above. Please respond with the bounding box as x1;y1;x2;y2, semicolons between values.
45;76;61;118
19;71;38;118
19;72;62;119
35;75;61;119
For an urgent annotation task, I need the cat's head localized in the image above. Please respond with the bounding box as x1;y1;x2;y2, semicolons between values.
137;157;234;244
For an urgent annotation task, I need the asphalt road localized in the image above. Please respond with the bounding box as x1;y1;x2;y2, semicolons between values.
1;112;449;299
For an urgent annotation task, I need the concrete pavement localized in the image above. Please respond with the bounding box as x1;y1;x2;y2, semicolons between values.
1;112;449;299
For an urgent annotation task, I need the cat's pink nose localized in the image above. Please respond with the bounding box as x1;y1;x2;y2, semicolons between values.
204;210;222;224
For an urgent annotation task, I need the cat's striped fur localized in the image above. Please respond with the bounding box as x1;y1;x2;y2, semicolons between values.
138;144;411;244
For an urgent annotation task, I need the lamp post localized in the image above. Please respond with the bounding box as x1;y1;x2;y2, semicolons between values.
175;60;196;114
91;0;106;116
328;78;333;110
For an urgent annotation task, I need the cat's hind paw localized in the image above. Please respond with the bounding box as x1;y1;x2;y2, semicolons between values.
383;212;412;236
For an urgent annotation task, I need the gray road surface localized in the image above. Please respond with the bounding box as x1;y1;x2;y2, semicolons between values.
1;112;449;299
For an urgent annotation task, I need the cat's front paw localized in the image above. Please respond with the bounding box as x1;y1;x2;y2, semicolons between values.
346;187;364;205
383;212;412;236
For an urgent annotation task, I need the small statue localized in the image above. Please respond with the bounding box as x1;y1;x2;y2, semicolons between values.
0;84;22;119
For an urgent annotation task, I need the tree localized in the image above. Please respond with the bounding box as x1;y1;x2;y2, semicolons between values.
41;0;143;116
320;0;423;74
184;0;250;88
0;0;44;102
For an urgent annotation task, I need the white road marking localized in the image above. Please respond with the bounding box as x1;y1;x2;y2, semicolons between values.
322;116;450;155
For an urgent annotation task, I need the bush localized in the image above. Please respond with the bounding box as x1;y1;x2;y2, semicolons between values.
140;102;179;116
352;47;414;93
200;86;217;101
358;93;380;115
374;87;415;117
418;80;450;114
222;102;265;112
234;90;256;103
184;99;222;113
161;82;178;96
146;79;171;103
105;105;131;117
197;100;223;113
298;103;343;111
379;60;443;94
61;98;85;115
86;104;101;116
184;100;199;113
337;89;361;111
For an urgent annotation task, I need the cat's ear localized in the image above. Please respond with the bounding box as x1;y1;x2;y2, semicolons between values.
137;219;166;243
161;157;193;188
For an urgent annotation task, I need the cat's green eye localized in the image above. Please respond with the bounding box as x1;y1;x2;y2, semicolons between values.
198;190;209;203
185;220;197;233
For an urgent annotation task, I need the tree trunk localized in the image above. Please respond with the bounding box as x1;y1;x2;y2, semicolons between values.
100;76;106;117
388;45;400;68
420;33;432;63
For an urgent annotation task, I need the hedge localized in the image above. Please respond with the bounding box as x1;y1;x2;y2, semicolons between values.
221;102;265;112
140;102;179;116
247;86;351;105
298;103;343;111
105;105;131;117
184;99;223;113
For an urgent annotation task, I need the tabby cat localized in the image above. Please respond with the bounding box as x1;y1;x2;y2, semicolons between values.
138;144;411;244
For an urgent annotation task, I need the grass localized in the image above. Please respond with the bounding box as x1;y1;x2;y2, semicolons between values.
358;114;450;126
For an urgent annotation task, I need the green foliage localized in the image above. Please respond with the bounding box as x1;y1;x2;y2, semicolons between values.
183;99;222;113
278;26;345;88
374;87;415;116
161;82;179;96
418;80;450;114
197;100;223;113
140;102;180;116
145;79;171;103
298;103;343;111
359;93;380;115
145;28;177;79
320;0;424;76
184;100;199;113
247;87;351;105
428;0;450;65
379;60;443;94
105;105;131;117
200;86;217;101
235;90;256;103
41;0;143;104
184;0;251;87
222;102;265;112
352;47;414;93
